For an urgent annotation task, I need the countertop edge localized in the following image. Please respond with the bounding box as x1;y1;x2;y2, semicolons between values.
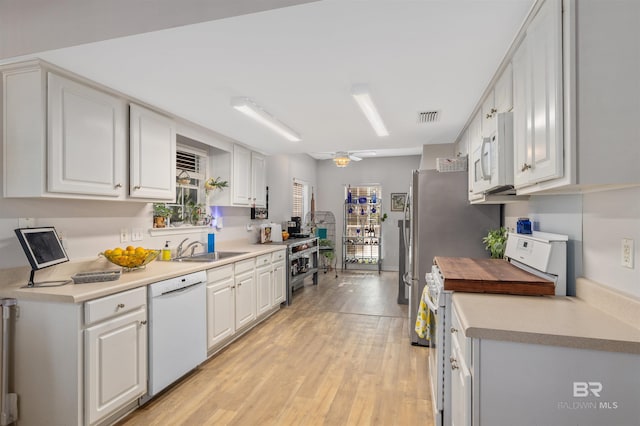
0;243;286;304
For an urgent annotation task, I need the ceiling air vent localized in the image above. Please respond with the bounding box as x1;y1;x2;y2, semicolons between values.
417;111;439;124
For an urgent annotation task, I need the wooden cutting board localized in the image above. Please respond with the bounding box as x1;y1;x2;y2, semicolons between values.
434;256;555;296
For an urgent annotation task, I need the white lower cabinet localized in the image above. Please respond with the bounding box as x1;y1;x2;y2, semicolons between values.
234;258;256;330
451;303;640;426
206;264;235;350
256;254;272;317
272;260;286;306
84;287;148;425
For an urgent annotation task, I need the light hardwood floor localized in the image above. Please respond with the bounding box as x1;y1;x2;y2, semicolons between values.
118;270;434;425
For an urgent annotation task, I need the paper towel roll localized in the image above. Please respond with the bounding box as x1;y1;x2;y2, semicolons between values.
270;223;283;242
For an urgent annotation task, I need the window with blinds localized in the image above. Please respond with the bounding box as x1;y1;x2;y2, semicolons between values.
167;145;208;224
292;181;304;218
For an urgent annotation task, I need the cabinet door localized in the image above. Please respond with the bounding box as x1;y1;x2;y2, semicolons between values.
232;145;251;205
206;278;235;349
272;261;286;306
256;265;272;316
451;344;472;426
85;308;147;425
494;63;513;113
481;92;496;138
513;0;563;188
251;152;267;208
235;272;256;329
47;73;127;197
129;104;176;201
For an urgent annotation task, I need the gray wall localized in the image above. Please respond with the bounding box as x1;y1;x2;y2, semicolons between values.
316;155;421;271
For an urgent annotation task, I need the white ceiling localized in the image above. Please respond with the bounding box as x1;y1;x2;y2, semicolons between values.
10;0;534;159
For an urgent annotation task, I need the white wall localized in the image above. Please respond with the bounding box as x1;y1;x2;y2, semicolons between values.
316;155;421;272
266;153;318;226
582;187;640;297
419;143;455;170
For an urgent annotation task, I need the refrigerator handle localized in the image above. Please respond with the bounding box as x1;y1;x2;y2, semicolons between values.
403;272;418;286
402;191;411;250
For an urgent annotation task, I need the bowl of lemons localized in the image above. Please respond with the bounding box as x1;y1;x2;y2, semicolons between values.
101;246;160;271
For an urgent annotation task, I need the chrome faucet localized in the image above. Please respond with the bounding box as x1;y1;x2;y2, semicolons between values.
185;241;206;256
176;238;190;258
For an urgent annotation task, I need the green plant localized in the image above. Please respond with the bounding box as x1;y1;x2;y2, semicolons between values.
204;177;229;194
381;213;388;222
483;227;508;259
152;203;172;218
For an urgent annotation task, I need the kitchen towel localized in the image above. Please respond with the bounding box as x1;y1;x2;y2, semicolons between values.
415;285;432;340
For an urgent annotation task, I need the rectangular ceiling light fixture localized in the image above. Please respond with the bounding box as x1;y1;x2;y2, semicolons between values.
231;97;301;142
351;84;389;137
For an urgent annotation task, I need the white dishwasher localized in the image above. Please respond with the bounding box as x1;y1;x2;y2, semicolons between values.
144;271;207;401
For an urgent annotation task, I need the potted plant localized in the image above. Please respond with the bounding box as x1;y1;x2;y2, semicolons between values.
483;227;508;259
204;177;229;195
152;203;172;228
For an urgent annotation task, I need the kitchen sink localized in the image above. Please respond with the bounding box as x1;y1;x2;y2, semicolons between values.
172;251;248;262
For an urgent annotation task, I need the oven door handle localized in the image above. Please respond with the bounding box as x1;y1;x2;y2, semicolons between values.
423;292;439;314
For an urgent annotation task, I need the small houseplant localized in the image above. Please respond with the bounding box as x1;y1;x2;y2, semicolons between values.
483;227;508;259
152;203;172;228
204;177;229;195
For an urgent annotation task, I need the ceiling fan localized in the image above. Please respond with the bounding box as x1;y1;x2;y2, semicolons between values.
313;151;376;167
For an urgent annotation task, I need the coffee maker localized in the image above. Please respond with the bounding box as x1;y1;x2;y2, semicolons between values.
287;216;301;235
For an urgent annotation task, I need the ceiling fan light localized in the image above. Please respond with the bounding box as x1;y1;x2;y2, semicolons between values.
231;97;301;142
351;84;389;137
333;154;351;167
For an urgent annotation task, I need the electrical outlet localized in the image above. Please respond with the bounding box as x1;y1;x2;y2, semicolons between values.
621;238;634;269
120;228;130;243
18;218;35;228
131;228;144;242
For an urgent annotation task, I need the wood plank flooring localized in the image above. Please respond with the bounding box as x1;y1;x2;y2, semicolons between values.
118;270;434;425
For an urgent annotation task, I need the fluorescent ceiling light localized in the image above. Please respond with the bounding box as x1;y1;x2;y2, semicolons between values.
351;84;389;137
231;97;301;142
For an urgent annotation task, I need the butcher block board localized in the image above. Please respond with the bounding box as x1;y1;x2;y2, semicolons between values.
434;256;555;296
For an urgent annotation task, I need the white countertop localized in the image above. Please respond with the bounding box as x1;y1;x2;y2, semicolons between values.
0;241;285;304
452;280;640;355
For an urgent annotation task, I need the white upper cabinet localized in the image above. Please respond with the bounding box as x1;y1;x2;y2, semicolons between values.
1;60;180;201
512;0;563;189
251;152;267;208
482;64;513;139
232;145;267;207
232;144;252;206
129;103;176;201
48;73;128;198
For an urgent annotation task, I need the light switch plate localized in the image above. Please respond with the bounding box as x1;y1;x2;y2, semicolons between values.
622;238;634;269
131;228;144;242
120;228;129;243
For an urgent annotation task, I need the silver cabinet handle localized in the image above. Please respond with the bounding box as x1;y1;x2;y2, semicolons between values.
521;163;532;172
134;185;141;190
450;327;458;334
115;183;123;189
140;320;147;325
450;356;459;370
117;303;125;309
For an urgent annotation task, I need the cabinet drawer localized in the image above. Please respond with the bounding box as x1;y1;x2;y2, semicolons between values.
85;287;146;325
235;258;255;275
256;254;271;268
207;264;233;283
272;250;286;262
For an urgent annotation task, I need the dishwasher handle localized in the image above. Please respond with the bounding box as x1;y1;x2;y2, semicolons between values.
159;281;203;297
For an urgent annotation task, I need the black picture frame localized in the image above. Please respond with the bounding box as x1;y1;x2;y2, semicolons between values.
390;193;407;212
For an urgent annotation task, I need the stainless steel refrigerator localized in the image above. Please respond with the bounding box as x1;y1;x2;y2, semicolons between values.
402;169;500;345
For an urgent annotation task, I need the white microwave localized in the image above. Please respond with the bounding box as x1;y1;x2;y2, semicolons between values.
471;112;514;195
